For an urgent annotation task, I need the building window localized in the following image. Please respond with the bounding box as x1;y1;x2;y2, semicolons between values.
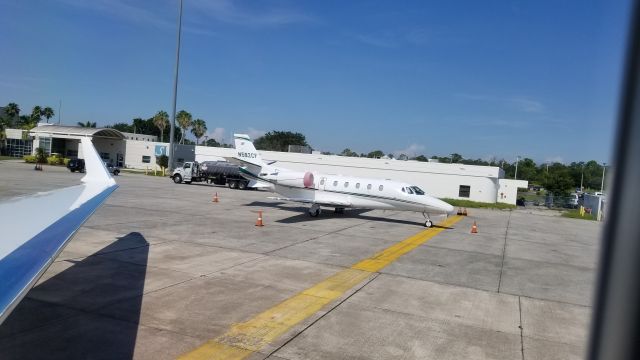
142;156;151;163
356;183;360;189
367;184;372;190
379;185;384;191
66;150;78;157
100;152;110;160
344;182;349;187
459;185;471;198
333;181;338;186
6;138;33;157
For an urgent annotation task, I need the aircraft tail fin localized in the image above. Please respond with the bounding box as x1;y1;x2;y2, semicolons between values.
233;134;266;173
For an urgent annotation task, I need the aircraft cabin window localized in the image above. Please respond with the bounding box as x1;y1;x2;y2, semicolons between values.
402;187;405;192
367;184;372;190
356;183;360;189
333;181;338;186
379;185;384;191
407;187;414;194
344;182;349;187
412;186;425;195
320;179;325;185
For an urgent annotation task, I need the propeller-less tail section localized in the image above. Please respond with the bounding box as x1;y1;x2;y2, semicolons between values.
233;133;268;178
0;137;117;325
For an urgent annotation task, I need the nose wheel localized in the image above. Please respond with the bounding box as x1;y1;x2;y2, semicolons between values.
422;212;433;228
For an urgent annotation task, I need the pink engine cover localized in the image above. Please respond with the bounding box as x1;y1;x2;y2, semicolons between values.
303;172;314;188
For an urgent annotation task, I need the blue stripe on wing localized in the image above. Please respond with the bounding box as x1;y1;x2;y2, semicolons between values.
0;184;117;324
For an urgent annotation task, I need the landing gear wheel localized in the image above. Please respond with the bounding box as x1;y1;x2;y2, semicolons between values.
424;220;433;228
173;174;183;184
308;204;321;217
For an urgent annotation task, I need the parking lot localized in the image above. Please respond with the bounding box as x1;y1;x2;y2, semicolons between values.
0;161;602;359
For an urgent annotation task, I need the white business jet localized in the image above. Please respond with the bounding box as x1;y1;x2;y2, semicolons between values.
232;134;455;227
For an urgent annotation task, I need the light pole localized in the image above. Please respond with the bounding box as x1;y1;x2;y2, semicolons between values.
600;162;607;193
514;155;521;180
168;0;183;172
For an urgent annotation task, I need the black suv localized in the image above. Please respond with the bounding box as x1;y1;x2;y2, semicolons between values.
67;159;85;173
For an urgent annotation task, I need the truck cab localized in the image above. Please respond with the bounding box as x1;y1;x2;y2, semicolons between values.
172;161;199;184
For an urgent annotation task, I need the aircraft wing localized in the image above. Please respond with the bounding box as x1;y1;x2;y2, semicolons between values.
267;196;352;207
0;138;118;325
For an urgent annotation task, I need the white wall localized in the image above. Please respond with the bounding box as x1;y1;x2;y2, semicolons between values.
195;146;503;203
498;179;529;204
124;140;168;169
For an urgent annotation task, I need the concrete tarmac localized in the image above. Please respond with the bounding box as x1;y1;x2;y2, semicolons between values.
0;161;602;359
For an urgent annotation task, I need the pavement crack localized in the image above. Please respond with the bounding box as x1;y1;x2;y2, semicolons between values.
518;296;525;360
497;211;512;293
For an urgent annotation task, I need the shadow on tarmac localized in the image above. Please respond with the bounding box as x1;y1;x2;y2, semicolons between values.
0;232;149;360
245;200;452;227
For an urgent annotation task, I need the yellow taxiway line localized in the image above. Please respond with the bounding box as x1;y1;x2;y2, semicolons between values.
179;215;463;360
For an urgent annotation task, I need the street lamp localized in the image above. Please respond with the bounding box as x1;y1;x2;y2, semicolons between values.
168;0;183;172
601;162;607;193
514;155;521;180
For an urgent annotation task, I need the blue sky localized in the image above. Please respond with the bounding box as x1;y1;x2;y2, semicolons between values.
1;0;632;163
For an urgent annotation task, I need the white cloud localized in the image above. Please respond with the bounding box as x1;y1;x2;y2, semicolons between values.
456;93;545;113
392;144;425;158
545;156;564;164
207;127;226;143
189;0;313;27
246;127;266;140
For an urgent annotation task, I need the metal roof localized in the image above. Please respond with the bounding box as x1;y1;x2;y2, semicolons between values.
29;125;125;139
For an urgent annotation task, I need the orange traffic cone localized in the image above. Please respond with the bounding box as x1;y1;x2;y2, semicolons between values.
212;192;219;203
255;210;264;227
471;221;478;234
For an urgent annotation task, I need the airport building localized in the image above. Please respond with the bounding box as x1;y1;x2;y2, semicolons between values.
3;124;527;204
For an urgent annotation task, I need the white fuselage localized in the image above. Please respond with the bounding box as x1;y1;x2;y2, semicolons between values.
251;167;454;215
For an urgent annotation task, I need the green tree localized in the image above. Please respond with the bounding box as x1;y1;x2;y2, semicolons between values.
176;110;193;144
339;148;359;157
108;122;134;132
542;163;574;196
153;111;169;142
205;138;220;147
450;153;463;163
367;150;384;158
4;102;20;125
254;131;308;152
191;119;207;145
77;121;97;128
34;147;47;170
156;154;169;175
31;106;42;123
414;155;428;162
42;107;54;123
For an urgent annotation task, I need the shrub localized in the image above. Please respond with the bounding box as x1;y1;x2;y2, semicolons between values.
23;155;37;163
63;158;70;166
47;154;66;165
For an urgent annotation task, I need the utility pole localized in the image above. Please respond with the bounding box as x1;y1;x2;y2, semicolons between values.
580;165;584;192
601;163;607;193
58;100;62;124
168;0;183;172
514;156;521;180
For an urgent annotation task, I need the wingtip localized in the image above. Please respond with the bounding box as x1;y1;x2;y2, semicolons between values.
80;137;116;186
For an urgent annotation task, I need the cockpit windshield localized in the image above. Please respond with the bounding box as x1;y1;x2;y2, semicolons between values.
410;186;425;195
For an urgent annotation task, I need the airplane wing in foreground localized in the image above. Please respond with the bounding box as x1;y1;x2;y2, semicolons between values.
0;138;118;325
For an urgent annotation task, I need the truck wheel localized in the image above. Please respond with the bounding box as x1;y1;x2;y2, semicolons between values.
229;180;238;189
70;169;76;173
238;181;248;190
113;169;119;176
173;174;183;184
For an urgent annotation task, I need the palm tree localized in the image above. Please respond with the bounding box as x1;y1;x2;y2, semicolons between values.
153;110;169;142
42;107;55;123
31;106;42;124
5;103;20;125
191;119;207;145
176;110;193;144
77;121;97;128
